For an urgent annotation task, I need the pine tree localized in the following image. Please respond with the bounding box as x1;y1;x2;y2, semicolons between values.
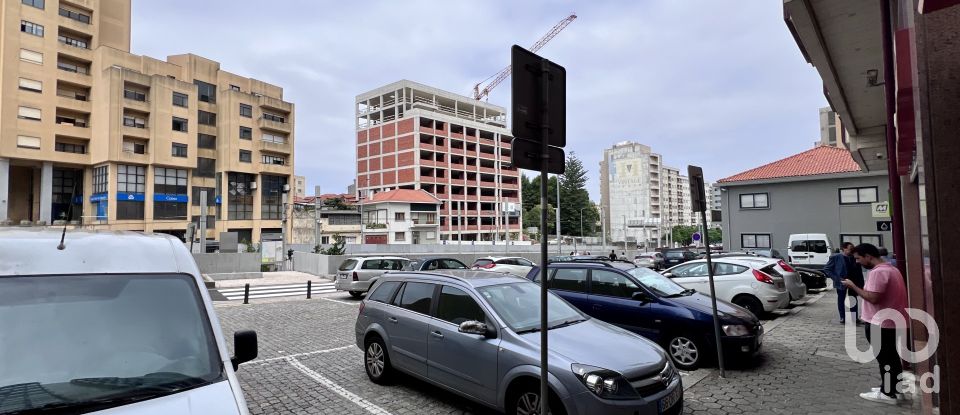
558;152;599;236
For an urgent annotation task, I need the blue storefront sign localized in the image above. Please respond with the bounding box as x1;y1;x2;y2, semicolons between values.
89;193;108;202
154;194;188;203
215;195;222;205
116;192;145;202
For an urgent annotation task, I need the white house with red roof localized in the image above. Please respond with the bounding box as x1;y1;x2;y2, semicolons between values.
716;146;891;254
360;189;442;244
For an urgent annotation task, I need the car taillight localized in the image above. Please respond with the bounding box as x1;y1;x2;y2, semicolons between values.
481;263;496;269
778;260;796;273
352;271;359;281
752;269;774;284
358;301;365;315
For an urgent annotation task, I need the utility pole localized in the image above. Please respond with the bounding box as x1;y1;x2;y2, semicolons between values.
281;183;290;271
600;204;607;253
555;174;561;255
314;186;321;248
199;190;207;253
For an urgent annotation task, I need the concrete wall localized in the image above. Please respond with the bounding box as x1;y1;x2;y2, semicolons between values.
192;253;261;274
720;173;891;252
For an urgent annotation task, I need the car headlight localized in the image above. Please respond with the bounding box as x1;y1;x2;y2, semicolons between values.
722;324;751;336
571;364;639;399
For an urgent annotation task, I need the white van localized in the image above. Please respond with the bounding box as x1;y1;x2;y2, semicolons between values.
787;233;833;267
0;229;257;414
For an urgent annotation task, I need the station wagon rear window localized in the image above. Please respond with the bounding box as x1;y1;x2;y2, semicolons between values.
339;259;358;271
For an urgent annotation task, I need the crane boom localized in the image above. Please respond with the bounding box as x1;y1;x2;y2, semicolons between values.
472;13;577;100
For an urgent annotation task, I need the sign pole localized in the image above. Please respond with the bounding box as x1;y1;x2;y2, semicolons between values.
199;191;207;253
538;58;551;415
688;166;725;378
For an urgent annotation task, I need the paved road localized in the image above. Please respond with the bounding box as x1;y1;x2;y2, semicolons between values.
217;282;337;301
214;289;919;414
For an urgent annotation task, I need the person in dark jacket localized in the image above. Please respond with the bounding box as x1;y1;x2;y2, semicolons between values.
609;250;617;260
824;242;859;323
843;243;865;322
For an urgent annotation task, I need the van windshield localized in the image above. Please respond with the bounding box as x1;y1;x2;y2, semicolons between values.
0;274;223;413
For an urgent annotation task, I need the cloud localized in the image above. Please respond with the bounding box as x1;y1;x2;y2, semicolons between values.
131;0;826;197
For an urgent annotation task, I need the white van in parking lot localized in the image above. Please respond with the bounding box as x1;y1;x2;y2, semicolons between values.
0;229;258;415
787;233;833;268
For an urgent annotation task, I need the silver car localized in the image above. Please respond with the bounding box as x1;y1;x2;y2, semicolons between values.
728;256;806;301
355;270;683;415
335;256;410;298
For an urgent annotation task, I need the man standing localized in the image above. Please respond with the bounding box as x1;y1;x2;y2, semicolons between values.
824;243;851;323
841;243;909;405
609;250;617;260
843;243;865;322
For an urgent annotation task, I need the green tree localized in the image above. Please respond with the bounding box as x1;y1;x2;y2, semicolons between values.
322;234;347;255
323;197;350;211
523;204;556;236
671;225;698;246
558;152;599;237
707;227;722;245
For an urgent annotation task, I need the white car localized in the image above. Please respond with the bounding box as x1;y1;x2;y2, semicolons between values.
728;256;806;301
0;229;256;415
471;256;535;277
663;258;790;317
335;256;411;298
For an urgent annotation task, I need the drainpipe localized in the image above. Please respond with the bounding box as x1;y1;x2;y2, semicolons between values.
880;0;906;276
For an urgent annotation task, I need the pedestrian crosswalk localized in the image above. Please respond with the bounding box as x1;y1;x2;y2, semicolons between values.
217;282;337;301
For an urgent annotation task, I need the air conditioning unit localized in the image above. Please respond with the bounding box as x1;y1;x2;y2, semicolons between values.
249;182;257;190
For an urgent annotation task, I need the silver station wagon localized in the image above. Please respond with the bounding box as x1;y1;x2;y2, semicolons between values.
355;270;683;415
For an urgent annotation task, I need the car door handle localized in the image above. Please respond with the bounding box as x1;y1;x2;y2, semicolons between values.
431;331;444;339
592;304;603;310
388;317;398;324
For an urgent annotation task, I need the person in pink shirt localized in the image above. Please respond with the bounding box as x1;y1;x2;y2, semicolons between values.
842;243;909;405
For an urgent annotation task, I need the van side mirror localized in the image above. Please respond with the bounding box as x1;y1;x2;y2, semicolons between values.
231;330;258;371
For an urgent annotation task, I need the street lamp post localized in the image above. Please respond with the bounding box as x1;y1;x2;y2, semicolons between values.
579;207;586;252
281;183;290;271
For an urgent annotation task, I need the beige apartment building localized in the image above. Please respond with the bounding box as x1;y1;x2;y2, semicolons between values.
0;0;295;244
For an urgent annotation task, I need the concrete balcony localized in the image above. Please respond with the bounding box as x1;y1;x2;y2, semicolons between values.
58;40;92;61
259;139;291;154
53;149;90;165
258;117;292;133
54;122;91;139
122;126;150;140
419;143;439;152
57;69;92;87
479;196;496;202
56;95;92;113
123;97;151;112
260;162;292;175
119;149;150;164
258;95;293;113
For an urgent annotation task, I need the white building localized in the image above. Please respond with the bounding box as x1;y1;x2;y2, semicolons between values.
599;142;664;249
361;189;441;244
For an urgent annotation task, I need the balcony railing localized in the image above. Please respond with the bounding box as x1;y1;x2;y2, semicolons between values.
59;8;91;24
58;35;89;49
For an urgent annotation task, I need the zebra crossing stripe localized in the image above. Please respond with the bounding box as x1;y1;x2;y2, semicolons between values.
217;282;338;300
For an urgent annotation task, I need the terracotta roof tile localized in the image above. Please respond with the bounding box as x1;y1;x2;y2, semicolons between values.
365;189;440;204
718;146;862;183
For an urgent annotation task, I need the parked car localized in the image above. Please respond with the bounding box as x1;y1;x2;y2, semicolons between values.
787;233;833;268
549;255;575;263
645;252;666;269
663;250;698;267
526;262;763;370
662;258;790;317
794;267;829;290
335;256;411;298
725;256;806;301
0;229;257;415
634;254;658;269
356;270;684;414
471;256;535;277
404;257;468;271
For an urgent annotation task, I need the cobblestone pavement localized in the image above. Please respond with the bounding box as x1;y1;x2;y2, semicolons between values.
213;288;922;415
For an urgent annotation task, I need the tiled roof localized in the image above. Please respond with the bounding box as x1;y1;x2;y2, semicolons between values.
718;146;862;183
365;189;440;204
293;193;351;205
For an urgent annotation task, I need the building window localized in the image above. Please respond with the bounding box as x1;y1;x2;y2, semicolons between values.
116;164;145;220
739;193;769;209
20;48;43;64
395;232;406;242
262;112;285;123
21;21;44;37
841;234;883;247
395;212;405;221
192;187;215;206
59;7;91;24
52;168;82;221
262;132;285;144
18;78;42;93
261;175;288;220
123;139;146;154
194;80;216;103
16;135;41;150
22;0;44;9
227;172;255;220
172;117;188;132
154;167;188;220
239;150;252;163
240;104;252;118
197;133;216;149
93;165;108;194
172;92;188;108
239;127;252;140
741;234;771;249
58;60;89;75
261;154;285;165
58;34;88;49
195;157;215;178
172;143;188;158
55;141;85;154
230;85;241;91
839;187;879;205
198;110;216;126
124;89;147;102
123;115;146;128
17;106;41;121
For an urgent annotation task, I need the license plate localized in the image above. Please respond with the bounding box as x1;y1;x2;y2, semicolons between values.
339;274;347;279
658;385;681;413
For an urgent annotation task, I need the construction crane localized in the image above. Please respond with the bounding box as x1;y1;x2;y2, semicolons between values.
472;13;577;101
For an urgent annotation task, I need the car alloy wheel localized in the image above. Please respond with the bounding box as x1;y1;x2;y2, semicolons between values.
366;342;385;378
669;336;700;369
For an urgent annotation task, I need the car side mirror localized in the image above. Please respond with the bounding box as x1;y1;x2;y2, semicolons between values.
632;291;652;303
662;272;673;278
459;320;494;338
231;330;258;371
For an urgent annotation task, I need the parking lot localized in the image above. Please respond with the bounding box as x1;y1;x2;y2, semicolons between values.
214;287;917;415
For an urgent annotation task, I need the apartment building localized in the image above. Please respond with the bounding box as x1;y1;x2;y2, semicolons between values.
0;0;295;244
355;80;521;243
598;142;664;248
360;189;441;245
818;106;844;148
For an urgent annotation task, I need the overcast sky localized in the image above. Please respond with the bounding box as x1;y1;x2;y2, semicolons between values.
131;0;826;200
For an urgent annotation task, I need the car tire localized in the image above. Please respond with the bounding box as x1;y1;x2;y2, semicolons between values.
665;333;704;371
506;382;566;415
348;291;364;298
364;336;393;384
733;295;765;319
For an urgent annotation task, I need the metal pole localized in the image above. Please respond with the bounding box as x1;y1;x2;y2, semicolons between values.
622;215;627;253
538;58;551;415
199;191;207;253
281;191;288;271
555;174;561;255
307;280;312;299
359;186;365;244
880;0;907;276
243;283;250;304
702;206;725;378
600;205;607;253
314;191;320;248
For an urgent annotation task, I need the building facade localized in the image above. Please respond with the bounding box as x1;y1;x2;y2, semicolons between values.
292;175;306;198
0;0;295;244
355;80;520;243
291;195;360;247
599;142;663;248
818;106;844;147
360;189;441;245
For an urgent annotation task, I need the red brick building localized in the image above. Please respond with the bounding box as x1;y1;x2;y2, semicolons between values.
355;80;521;242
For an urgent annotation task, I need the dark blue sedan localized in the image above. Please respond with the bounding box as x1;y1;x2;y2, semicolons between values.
526;261;763;370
